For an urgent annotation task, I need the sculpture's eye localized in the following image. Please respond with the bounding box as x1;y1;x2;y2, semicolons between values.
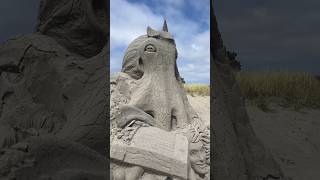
190;150;198;156
145;44;156;52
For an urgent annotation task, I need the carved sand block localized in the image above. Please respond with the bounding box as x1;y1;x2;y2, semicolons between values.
111;126;189;180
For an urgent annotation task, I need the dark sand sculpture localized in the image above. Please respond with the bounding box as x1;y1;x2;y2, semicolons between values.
110;23;210;180
0;0;108;179
212;0;288;179
0;0;292;179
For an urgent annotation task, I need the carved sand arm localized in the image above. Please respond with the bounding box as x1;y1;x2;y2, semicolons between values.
117;105;155;128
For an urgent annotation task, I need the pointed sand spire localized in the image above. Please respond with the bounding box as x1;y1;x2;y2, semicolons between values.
163;19;168;32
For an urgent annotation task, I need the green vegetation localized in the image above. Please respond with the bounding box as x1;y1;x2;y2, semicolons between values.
184;84;210;96
236;72;320;110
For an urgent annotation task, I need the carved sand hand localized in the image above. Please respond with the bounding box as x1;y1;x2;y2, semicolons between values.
125;166;144;180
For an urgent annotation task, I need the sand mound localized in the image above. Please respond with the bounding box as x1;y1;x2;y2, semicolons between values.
247;103;320;180
187;95;210;126
189;95;320;180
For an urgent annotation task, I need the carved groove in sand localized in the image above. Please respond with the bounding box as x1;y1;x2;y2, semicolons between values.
110;21;210;180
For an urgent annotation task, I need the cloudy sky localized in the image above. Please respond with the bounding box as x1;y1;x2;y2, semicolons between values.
215;0;320;75
110;0;210;84
0;0;39;43
1;0;318;79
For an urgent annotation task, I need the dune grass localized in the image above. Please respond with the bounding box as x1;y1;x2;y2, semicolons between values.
236;72;320;110
184;84;210;96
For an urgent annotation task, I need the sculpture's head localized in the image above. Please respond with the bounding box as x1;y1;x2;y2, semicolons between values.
117;21;196;131
122;20;180;81
188;126;210;176
37;0;108;57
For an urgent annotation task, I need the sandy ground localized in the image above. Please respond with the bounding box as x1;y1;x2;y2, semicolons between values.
188;95;320;180
247;103;320;180
187;95;210;126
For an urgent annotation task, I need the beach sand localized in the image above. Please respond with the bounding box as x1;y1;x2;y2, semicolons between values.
188;95;320;180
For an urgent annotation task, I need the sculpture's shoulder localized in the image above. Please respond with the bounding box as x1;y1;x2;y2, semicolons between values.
0;33;68;53
110;72;138;127
0;33;79;68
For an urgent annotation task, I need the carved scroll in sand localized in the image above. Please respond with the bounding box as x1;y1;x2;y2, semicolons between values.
111;127;188;179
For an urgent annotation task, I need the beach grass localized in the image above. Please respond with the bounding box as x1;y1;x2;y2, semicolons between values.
236;71;320;110
184;84;210;96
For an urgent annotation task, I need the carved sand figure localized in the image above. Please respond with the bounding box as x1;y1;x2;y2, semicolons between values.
119;24;200;131
187;126;210;180
110;21;210;180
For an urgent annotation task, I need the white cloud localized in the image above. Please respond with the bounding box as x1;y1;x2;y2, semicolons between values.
178;62;210;83
110;0;162;50
176;30;210;62
110;0;210;84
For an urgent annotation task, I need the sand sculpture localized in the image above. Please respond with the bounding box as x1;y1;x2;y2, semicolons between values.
212;1;288;179
0;0;108;179
0;0;289;179
110;22;210;180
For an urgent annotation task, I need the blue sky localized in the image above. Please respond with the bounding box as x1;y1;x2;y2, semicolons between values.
110;0;210;84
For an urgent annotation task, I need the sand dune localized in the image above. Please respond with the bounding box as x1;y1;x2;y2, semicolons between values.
247;103;320;180
187;95;210;126
188;95;320;180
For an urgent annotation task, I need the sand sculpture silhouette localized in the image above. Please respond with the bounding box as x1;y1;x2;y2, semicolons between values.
0;0;290;179
110;21;210;180
212;1;288;179
0;0;108;179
